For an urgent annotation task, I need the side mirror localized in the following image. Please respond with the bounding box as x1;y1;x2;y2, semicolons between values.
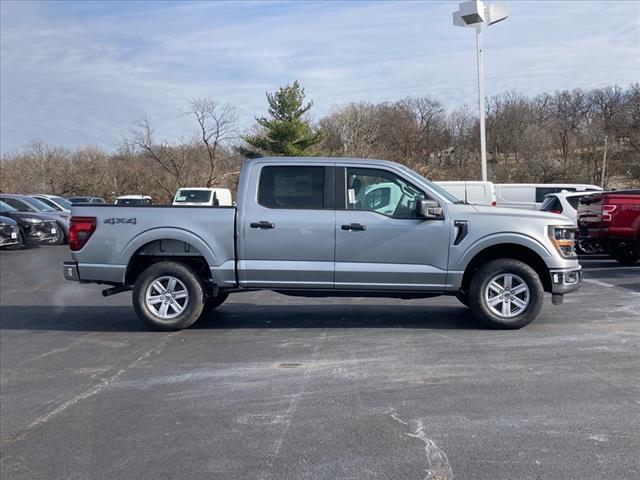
418;199;444;219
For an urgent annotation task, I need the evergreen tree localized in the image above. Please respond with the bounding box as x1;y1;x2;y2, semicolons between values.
241;81;321;157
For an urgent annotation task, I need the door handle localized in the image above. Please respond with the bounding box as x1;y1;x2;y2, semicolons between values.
250;221;275;229
341;223;367;231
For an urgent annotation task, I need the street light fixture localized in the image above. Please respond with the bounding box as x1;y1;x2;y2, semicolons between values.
453;0;509;182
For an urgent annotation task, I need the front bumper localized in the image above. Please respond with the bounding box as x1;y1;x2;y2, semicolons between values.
63;261;80;281
26;221;59;243
550;267;582;294
0;225;19;246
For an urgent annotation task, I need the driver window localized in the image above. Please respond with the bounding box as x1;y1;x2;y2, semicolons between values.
346;168;425;219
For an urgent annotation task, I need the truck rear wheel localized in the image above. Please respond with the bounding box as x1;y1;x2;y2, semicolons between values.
468;259;544;329
609;241;640;265
133;261;205;331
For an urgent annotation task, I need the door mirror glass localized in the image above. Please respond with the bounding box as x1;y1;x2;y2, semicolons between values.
418;199;444;219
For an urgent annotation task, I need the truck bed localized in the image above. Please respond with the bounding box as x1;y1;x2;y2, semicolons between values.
70;205;237;286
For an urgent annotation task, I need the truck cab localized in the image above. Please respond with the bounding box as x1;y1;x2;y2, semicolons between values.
64;157;582;331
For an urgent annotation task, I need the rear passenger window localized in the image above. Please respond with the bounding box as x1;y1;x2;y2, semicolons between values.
536;188;558;203
258;166;325;209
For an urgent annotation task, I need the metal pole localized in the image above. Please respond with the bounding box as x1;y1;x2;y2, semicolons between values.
476;23;487;182
601;134;608;188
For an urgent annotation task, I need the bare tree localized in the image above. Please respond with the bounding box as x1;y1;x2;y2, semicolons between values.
188;98;238;187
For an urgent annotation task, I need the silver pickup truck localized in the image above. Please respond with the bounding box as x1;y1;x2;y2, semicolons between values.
63;157;582;330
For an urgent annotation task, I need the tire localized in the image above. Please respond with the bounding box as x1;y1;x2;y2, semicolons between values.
468;259;544;329
203;292;229;311
133;261;205;331
52;224;66;245
576;240;599;255
609;241;640;265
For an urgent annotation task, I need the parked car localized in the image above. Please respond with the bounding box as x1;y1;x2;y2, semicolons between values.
0;215;21;249
173;188;233;206
435;181;497;206
30;194;72;213
495;183;602;210
541;191;603;254
115;195;152;206
577;189;640;265
0;194;69;244
68;196;106;204
64;157;582;331
0;201;60;246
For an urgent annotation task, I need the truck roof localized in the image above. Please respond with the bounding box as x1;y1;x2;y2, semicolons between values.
247;156;404;169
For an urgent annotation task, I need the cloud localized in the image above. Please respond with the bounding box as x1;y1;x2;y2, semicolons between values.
1;0;638;153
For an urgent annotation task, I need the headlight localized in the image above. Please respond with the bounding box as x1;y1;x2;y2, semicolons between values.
24;217;43;224
549;226;576;258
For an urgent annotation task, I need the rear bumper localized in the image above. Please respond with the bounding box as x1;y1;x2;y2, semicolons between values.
63;261;80;281
549;267;582;294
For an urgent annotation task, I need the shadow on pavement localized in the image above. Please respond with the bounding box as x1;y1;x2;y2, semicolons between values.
0;303;482;332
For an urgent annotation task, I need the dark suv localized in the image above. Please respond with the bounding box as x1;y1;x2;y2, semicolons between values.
0;201;60;246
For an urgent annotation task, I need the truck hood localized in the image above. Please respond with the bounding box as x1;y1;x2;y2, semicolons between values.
449;204;573;225
1;211;53;225
0;215;18;226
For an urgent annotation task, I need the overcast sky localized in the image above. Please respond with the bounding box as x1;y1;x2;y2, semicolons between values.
1;0;638;153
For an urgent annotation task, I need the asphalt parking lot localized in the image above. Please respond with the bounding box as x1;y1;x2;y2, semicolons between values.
1;246;639;479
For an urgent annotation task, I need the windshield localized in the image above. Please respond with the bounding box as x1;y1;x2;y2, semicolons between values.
51;196;72;209
22;196;57;212
0;200;17;213
175;190;212;203
35;196;64;211
398;166;460;203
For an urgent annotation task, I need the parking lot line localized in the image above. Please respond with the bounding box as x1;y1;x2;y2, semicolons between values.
583;278;640;296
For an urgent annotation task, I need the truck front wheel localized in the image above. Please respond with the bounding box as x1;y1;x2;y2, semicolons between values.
468;259;544;329
133;261;205;331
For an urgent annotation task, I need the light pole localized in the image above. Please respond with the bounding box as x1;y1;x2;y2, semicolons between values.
453;0;509;182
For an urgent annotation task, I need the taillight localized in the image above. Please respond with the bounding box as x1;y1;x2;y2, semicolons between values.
550;209;562;214
69;216;96;251
601;204;616;222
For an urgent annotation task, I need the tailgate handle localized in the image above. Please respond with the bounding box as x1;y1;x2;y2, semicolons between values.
250;221;275;229
341;223;367;231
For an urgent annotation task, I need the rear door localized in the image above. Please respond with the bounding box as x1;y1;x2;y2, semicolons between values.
334;166;450;291
239;162;335;289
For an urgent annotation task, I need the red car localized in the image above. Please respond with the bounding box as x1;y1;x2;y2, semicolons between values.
577;189;640;264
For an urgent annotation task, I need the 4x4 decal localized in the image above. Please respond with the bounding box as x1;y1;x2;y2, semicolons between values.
104;217;137;225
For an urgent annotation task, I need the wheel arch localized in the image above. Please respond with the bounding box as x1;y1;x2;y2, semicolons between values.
121;228;218;286
460;243;552;294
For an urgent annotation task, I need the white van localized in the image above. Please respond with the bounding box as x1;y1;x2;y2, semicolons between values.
115;195;152;206
435;181;497;206
495;184;602;210
172;188;232;207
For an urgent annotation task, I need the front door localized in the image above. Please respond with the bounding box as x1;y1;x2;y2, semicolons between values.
334;166;450;291
240;163;335;289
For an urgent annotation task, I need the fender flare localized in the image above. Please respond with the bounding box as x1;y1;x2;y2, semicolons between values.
456;232;553;272
119;227;219;280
